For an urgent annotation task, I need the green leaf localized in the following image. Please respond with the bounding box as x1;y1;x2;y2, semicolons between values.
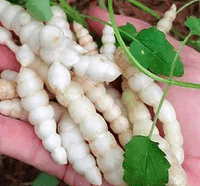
26;0;53;22
129;26;184;77
123;136;171;186
32;172;59;186
185;16;200;36
118;22;137;45
7;0;27;8
190;39;200;51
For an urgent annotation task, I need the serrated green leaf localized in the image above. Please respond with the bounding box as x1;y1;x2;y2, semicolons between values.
123;136;171;186
26;0;53;22
185;16;200;36
118;22;137;46
32;172;59;186
129;26;184;77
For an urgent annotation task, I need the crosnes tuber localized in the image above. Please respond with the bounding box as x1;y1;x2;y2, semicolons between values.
0;1;189;185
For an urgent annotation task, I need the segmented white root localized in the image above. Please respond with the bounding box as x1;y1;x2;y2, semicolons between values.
0;98;64;123
122;86;159;136
0;1;188;185
26;55;125;185
73;54;121;82
157;4;177;34
106;84;129;118
115;48;184;165
55;81;126;186
0;1;121;83
47;6;73;39
17;67;67;165
1;69;18;83
0;26;19;53
100;24;116;61
0;79;18;100
0;98;28;121
75;75;132;147
122;86;188;186
0;26;35;67
0;3;24;30
58;111;102;185
73;21;98;55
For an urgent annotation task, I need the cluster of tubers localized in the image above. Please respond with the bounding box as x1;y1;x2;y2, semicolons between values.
0;1;188;185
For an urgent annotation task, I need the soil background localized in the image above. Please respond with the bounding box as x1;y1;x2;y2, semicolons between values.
1;0;200;186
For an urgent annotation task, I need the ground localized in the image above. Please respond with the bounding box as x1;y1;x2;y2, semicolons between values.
1;0;200;185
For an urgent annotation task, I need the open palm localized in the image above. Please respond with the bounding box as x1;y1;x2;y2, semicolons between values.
0;5;200;186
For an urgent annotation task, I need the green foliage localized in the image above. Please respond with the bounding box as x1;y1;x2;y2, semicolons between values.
25;0;53;22
7;0;27;8
185;16;200;36
123;136;171;186
32;172;59;186
129;26;184;77
117;23;137;46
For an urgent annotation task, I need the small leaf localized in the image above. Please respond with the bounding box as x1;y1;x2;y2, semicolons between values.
185;16;200;36
32;172;59;186
129;26;184;77
117;22;137;46
26;0;53;22
123;136;171;186
190;39;200;51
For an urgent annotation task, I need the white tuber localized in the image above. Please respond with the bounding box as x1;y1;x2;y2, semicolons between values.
16;67;67;165
157;4;177;34
0;4;23;29
58;111;102;185
100;24;116;61
0;98;28;121
115;48;184;164
47;11;73;39
73;21;98;55
48;62;71;94
1;69;18;83
122;86;188;185
75;75;132;147
0;79;18;100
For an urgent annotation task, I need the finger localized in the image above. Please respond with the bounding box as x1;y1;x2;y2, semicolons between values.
87;6;150;36
0;115;111;186
0;22;21;72
0;45;20;72
0;115;67;178
0;115;86;185
87;7;200;185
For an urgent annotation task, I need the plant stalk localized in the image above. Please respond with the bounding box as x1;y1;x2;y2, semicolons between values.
108;0;200;90
148;32;192;138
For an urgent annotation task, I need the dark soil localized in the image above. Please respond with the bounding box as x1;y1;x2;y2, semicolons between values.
1;0;200;186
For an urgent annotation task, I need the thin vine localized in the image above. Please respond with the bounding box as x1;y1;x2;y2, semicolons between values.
108;0;200;89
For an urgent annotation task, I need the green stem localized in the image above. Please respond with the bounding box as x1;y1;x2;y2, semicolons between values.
176;0;200;15
108;0;200;90
148;83;172;139
148;32;192;138
98;0;108;10
126;0;200;50
170;32;192;78
79;14;112;26
126;0;161;19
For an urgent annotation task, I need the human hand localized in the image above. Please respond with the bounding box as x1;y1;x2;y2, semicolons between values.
0;4;200;186
87;6;200;186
